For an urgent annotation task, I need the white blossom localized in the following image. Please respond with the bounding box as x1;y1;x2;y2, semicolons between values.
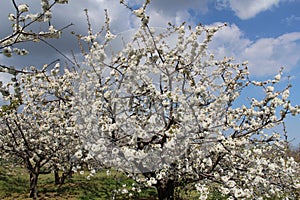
133;7;144;18
105;31;116;40
275;74;281;82
282;89;290;100
18;4;29;12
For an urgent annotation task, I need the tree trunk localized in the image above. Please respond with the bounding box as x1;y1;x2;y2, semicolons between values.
54;169;60;185
156;179;175;200
54;166;73;185
29;172;39;199
54;171;67;185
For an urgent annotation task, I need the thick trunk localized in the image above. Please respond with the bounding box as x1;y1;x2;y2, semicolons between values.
156;179;175;200
29;172;39;199
54;169;60;185
54;171;67;185
54;166;73;185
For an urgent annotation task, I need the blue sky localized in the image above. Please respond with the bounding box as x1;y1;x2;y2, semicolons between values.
205;1;300;39
0;0;299;145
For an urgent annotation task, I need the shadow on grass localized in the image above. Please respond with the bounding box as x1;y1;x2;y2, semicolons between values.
0;166;28;198
0;166;158;200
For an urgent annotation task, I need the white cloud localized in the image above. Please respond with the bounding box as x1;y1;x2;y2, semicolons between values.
215;0;280;19
215;0;230;10
138;0;209;27
282;15;300;26
242;32;300;75
149;0;208;17
143;10;173;28
209;24;300;76
209;23;252;58
52;0;133;34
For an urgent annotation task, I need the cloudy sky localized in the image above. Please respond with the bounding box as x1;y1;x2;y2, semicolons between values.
1;0;300;145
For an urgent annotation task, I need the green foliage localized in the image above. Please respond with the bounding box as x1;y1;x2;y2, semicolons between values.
208;187;228;200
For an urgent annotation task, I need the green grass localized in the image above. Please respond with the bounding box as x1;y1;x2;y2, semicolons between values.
0;165;157;200
3;164;294;200
0;167;28;197
0;164;238;200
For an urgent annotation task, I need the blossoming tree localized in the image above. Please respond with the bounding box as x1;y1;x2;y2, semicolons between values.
72;1;300;199
0;66;83;199
0;1;82;199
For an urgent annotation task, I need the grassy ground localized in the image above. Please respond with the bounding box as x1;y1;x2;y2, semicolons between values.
1;150;299;200
2;164;294;200
0;163;243;200
0;165;158;200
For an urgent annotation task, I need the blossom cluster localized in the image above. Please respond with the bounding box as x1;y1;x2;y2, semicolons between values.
1;0;69;60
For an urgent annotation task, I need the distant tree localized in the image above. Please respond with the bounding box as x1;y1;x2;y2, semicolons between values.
0;65;83;199
287;143;300;162
0;1;81;199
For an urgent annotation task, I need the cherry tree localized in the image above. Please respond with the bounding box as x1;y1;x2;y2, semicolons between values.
0;1;82;199
71;1;300;199
0;65;83;198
